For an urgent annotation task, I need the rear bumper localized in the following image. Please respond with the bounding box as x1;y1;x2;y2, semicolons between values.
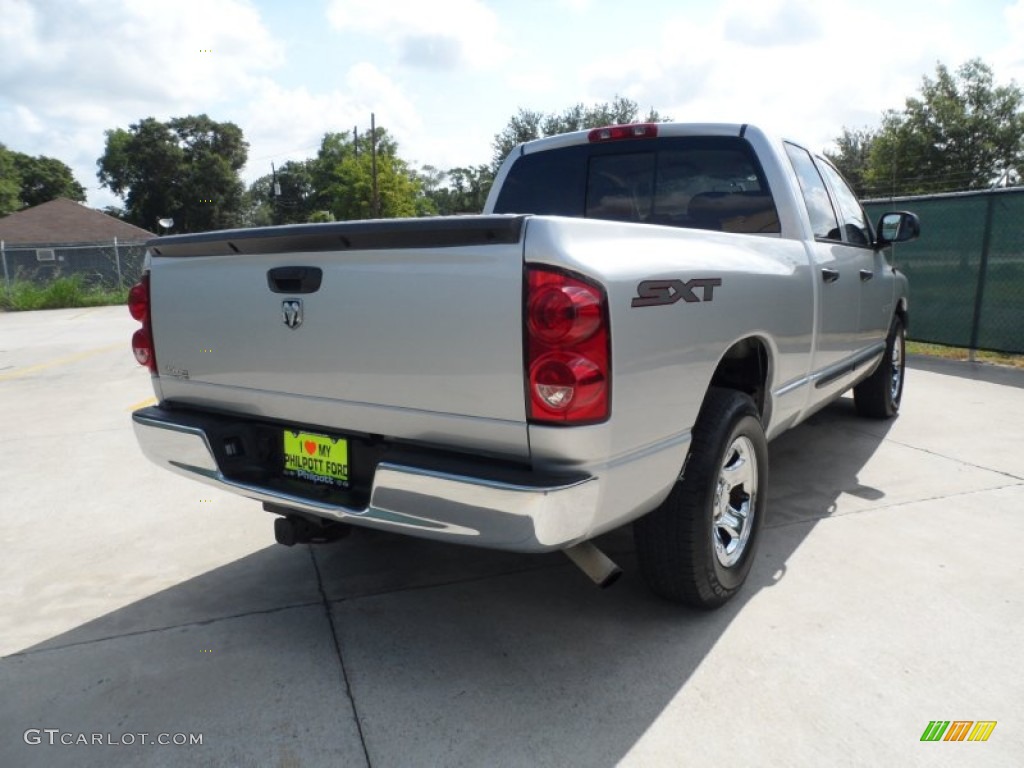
132;407;599;552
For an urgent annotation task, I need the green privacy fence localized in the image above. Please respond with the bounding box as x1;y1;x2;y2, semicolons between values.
864;188;1024;354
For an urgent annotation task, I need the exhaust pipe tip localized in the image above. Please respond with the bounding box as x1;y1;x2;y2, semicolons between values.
274;516;299;546
599;567;623;589
274;514;352;546
563;541;622;589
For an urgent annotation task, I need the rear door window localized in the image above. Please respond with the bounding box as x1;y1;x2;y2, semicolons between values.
817;159;873;246
784;143;841;241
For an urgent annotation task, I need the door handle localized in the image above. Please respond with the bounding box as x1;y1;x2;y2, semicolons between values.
267;267;323;294
821;268;840;283
859;269;874;281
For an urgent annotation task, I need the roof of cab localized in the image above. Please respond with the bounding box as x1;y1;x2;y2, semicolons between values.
519;122;750;156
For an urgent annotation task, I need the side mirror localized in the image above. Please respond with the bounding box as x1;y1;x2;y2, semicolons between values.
876;211;920;247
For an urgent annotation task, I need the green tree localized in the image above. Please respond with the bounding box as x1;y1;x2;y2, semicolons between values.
491;96;669;171
311;129;422;220
413;164;446;215
97;118;183;230
0;145;19;215
491;108;545;172
11;153;86;207
824;127;877;198
854;59;1024;197
0;143;85;214
246;159;317;226
169;115;247;232
238;180;275;228
238;127;425;227
97;114;248;233
420;164;493;214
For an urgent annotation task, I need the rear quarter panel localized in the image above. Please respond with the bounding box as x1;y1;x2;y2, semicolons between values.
524;216;815;470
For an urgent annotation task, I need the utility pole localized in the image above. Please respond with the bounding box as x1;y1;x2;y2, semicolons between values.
270;162;281;223
371;112;380;217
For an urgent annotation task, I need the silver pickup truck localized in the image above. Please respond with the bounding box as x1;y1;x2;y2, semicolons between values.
130;122;919;608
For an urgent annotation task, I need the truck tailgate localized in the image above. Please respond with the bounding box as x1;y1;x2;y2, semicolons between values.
147;216;530;457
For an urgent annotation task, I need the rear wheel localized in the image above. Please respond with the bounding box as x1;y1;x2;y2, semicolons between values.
854;316;905;419
634;388;768;609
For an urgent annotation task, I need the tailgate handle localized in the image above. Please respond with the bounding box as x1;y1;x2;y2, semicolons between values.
267;267;322;294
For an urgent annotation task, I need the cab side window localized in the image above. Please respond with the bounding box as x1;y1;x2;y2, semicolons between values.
817;159;873;246
784;143;840;241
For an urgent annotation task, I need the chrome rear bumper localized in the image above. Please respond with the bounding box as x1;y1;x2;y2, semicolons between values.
132;407;598;552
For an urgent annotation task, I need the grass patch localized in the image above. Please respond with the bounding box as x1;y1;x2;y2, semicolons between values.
907;340;1024;369
0;276;128;311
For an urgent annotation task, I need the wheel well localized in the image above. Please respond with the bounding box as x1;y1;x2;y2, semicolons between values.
896;300;909;331
709;337;770;418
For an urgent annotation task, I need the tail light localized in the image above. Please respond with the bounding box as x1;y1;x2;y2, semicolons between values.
128;273;157;373
525;266;610;424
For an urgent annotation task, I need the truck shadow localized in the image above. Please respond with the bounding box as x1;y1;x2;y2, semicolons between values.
4;398;894;767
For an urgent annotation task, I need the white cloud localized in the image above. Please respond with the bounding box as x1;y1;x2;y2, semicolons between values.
994;0;1024;77
325;0;509;70
11;105;45;136
505;68;559;97
240;64;423;181
0;0;282;109
722;0;823;47
0;0;284;206
2;0;1018;212
577;0;966;154
344;62;421;124
0;0;434;206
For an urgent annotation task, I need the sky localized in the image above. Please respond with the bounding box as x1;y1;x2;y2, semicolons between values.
2;0;1023;211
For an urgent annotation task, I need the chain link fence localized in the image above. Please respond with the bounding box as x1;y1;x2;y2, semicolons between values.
1;238;148;294
864;188;1024;355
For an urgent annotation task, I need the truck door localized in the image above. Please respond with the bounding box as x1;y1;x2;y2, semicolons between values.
816;159;892;348
784;144;863;374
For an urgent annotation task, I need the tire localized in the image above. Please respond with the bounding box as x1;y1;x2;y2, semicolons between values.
854;316;905;419
634;388;768;609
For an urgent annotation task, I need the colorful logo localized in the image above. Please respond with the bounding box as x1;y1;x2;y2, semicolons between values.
920;721;997;742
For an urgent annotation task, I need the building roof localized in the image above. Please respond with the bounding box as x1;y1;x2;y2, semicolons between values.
0;198;153;246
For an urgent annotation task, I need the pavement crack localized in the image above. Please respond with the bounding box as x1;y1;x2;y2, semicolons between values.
845;424;1024;482
891;443;1024;482
324;560;578;607
3;599;322;659
309;546;372;768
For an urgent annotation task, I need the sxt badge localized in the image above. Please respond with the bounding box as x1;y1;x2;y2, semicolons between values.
631;278;722;308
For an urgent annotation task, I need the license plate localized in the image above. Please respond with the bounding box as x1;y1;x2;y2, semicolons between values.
283;430;349;488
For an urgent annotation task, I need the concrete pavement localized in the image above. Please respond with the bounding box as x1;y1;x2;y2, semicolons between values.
1;306;1021;767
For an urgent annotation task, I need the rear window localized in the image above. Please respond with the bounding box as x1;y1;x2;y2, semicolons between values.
493;136;779;234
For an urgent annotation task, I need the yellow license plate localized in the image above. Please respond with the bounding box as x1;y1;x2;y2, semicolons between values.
283;430;349;487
